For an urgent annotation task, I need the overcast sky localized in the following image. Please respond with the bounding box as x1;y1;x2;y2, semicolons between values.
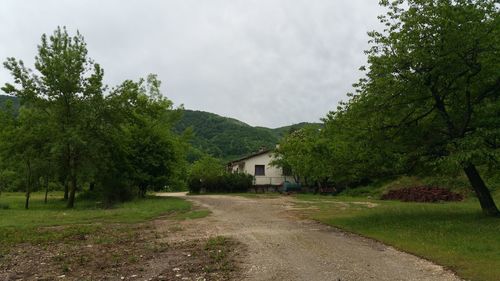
0;0;384;128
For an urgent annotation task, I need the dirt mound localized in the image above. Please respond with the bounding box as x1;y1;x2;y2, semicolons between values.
381;186;464;202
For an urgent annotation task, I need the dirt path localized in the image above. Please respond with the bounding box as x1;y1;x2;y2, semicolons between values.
159;193;462;281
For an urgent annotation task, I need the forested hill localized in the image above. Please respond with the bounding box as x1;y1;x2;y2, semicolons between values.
0;95;19;110
175;109;318;161
1;95;317;160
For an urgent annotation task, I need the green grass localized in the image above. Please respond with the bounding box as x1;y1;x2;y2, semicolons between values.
0;192;203;249
175;209;211;220
296;192;500;281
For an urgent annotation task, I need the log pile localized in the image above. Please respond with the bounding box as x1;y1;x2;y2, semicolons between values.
381;186;464;202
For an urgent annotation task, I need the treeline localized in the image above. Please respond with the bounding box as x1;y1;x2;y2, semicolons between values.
0;27;189;208
174;109;319;161
273;0;500;216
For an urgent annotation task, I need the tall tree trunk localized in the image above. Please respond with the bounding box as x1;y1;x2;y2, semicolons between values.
314;181;321;195
463;163;500;217
67;175;77;208
25;160;32;210
44;176;49;204
25;190;30;210
35;177;41;192
64;145;71;201
89;182;95;192
64;181;69;200
139;184;147;198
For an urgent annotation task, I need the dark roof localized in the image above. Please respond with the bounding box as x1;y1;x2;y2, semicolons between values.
228;149;273;165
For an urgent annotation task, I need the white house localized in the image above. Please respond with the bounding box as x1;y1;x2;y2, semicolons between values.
228;149;294;186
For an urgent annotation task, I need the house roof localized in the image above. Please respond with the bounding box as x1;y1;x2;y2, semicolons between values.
228;149;273;166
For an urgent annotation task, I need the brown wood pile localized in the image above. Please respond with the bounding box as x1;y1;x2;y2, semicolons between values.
381;186;464;202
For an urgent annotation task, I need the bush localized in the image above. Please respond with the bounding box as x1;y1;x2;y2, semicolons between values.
0;203;9;210
188;173;253;194
77;178;136;207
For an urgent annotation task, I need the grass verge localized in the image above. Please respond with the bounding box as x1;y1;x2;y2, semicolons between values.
295;193;500;281
0;192;206;250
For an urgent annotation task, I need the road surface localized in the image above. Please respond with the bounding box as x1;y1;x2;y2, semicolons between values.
159;193;461;281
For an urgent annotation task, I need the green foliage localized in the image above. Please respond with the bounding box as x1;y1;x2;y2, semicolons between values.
175;110;319;161
1;28;188;207
189;155;225;182
0;95;19;111
186;144;285;194
274;0;500;215
188;157;253;194
174;110;276;160
272;125;329;187
345;0;500;215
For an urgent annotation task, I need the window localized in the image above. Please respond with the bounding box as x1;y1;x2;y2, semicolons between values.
255;165;265;176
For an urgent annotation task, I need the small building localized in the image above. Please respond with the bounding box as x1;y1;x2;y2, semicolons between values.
227;149;294;186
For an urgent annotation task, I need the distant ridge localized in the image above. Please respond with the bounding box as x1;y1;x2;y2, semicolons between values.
0;96;319;160
0;94;19;110
175;109;320;160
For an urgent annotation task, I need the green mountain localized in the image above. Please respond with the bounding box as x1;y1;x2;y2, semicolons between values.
0;95;19;111
175;110;320;161
1;95;319;161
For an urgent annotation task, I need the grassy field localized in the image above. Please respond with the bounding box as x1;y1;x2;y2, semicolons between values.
0;192;200;249
296;192;500;281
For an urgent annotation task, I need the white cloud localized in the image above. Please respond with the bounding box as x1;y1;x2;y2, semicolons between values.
0;0;384;127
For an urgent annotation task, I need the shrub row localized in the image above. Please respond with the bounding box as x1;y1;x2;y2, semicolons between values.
188;173;253;194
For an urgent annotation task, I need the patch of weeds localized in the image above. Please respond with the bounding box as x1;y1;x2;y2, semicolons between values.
175;209;211;220
145;241;169;253
169;225;184;232
128;255;138;263
0;249;10;264
61;262;70;273
52;254;65;263
94;237;116;244
78;255;90;265
205;236;228;249
204;236;234;273
111;253;121;266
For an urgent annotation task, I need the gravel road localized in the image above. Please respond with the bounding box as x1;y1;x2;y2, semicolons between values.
161;193;462;281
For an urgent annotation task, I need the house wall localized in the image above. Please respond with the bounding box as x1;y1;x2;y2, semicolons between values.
230;152;294;185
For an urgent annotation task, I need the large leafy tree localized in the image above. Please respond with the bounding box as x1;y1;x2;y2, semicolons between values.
106;75;187;198
3;27;105;208
2;27;189;207
272;125;334;188
344;0;500;215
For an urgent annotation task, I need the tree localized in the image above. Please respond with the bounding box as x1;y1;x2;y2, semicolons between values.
189;155;225;183
102;75;187;199
341;0;500;215
0;106;52;208
2;27;189;207
272;125;336;190
3;27;105;208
